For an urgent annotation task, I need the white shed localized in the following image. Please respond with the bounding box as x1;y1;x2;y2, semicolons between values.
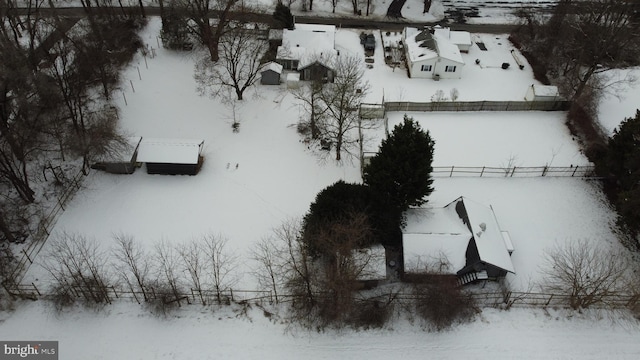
525;84;560;101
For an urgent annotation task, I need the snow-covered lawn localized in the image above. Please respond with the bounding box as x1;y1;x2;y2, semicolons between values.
366;111;589;167
597;67;640;136
5;15;640;359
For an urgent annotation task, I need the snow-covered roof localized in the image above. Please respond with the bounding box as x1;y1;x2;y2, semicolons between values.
402;197;515;275
403;27;464;64
298;51;337;70
455;197;515;273
434;27;472;47
531;85;559;97
403;27;438;63
286;72;300;82
404;233;469;274
434;35;464;64
261;61;283;74
137;138;204;165
277;23;336;65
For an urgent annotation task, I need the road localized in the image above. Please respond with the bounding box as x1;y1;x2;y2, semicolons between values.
20;6;519;34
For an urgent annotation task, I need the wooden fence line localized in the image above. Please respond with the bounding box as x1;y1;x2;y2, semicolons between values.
359;100;570;119
431;165;596;178
6;169;85;285
5;281;638;310
384;100;570;112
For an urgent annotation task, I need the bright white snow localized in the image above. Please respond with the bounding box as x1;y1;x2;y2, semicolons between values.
4;14;640;360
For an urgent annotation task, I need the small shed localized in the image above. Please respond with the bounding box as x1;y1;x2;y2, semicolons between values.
137;138;204;175
286;72;300;89
91;136;142;174
260;61;283;85
525;84;560;101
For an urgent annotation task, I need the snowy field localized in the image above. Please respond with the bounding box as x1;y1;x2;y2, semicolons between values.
4;15;640;360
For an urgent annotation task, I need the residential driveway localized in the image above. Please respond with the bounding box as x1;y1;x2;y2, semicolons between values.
387;0;407;18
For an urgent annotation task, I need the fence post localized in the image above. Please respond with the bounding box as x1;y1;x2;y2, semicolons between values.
450;166;454;177
480;166;485;177
542;166;548;176
230;289;234;302
112;286;118;299
510;167;516;177
503;291;512;304
31;283;41;296
572;166;578;177
21;249;33;264
545;294;554;306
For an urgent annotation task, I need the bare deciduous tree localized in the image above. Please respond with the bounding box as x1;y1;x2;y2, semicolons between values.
113;233;151;303
251;235;284;304
177;0;241;62
202;233;239;304
540;239;631;309
153;239;185;306
450;88;459;101
293;54;371;162
319;54;370;161
292;79;325;140
42;232;112;308
178;239;208;304
194;28;268;100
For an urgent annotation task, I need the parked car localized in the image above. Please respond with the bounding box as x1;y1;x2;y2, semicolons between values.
364;34;375;51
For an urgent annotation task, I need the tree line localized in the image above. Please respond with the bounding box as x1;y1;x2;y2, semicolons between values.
510;0;640;246
0;1;146;247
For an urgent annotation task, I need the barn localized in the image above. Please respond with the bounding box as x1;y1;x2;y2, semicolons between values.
91;136;142;174
136;138;204;175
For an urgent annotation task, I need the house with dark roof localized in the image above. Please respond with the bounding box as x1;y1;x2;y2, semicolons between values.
403;27;465;80
276;23;337;82
402;197;515;285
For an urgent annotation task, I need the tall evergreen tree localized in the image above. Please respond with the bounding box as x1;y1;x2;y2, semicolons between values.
302;181;375;255
272;3;294;30
606;110;640;238
363;115;435;213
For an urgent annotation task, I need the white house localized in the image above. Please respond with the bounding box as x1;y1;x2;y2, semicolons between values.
433;26;472;53
403;27;465;80
402;197;515;285
276;23;338;82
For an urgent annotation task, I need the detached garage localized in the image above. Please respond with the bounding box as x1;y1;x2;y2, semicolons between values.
137;138;204;175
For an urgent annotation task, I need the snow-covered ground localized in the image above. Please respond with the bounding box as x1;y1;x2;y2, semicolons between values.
597;67;640;136
1;302;639;360
365;111;589;167
4;14;640;360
